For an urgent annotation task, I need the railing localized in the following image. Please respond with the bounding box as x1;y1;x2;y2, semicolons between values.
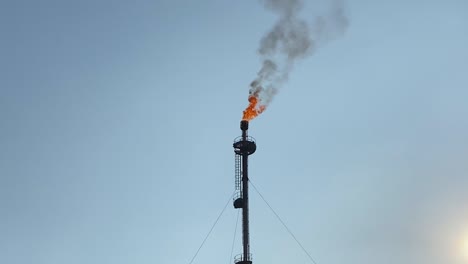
234;253;253;263
233;136;256;144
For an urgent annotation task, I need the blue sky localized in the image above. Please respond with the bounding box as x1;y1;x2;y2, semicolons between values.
1;1;468;264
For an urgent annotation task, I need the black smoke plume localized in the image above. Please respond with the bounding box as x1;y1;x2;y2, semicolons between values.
248;0;349;109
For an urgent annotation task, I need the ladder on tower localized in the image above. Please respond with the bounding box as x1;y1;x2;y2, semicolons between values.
235;154;241;191
233;153;243;209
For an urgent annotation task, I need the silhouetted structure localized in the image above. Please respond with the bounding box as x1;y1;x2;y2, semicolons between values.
233;120;256;264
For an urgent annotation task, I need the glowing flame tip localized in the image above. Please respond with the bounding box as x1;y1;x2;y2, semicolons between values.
242;95;266;121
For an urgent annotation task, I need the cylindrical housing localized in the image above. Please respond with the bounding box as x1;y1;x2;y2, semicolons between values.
240;120;249;131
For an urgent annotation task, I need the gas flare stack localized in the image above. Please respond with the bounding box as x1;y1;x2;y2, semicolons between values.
233;120;256;264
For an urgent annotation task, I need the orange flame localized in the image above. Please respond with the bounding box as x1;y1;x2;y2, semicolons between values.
242;95;266;121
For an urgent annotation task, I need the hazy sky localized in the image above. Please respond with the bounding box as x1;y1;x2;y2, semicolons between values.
1;1;468;264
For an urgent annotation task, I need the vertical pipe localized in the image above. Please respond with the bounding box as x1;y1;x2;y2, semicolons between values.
241;126;250;261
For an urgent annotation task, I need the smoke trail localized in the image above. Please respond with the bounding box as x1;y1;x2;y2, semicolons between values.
243;0;349;120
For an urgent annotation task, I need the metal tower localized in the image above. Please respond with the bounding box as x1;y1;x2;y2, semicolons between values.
233;120;256;264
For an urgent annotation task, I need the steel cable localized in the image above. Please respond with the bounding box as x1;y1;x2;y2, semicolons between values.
188;191;235;264
249;179;319;264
